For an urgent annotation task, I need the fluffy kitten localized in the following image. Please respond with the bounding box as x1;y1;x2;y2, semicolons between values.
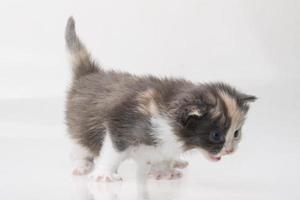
65;17;256;182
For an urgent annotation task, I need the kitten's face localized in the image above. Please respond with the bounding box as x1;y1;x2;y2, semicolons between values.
172;84;256;161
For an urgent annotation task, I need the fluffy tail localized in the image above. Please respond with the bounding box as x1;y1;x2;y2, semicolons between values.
65;17;99;79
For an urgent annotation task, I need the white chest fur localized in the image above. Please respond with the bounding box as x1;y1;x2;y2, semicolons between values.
130;114;183;163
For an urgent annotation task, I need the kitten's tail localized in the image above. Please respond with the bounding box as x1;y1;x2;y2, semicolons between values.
65;17;100;80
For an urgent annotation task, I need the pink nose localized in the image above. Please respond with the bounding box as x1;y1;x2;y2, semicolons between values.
226;149;234;154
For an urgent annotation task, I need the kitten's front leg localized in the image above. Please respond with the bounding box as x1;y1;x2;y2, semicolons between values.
149;160;188;180
90;134;126;182
172;159;189;169
136;161;151;199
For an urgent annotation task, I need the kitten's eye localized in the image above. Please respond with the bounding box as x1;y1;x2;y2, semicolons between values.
234;130;240;138
210;131;224;143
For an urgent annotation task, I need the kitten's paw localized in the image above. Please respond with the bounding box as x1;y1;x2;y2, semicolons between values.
173;160;189;169
90;171;123;182
72;160;93;176
149;169;182;180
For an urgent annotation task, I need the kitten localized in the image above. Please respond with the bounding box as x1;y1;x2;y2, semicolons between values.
65;17;256;182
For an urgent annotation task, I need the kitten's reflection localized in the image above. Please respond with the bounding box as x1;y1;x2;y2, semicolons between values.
71;176;182;200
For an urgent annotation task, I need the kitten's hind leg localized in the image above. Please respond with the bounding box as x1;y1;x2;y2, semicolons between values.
71;142;94;176
90;133;126;182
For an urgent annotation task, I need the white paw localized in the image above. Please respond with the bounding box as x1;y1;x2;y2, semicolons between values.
149;169;182;180
172;160;189;169
72;160;93;176
90;171;123;182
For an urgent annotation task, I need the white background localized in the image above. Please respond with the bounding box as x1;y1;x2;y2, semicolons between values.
0;0;299;199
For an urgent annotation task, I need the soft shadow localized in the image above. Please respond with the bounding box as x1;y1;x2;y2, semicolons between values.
70;176;183;200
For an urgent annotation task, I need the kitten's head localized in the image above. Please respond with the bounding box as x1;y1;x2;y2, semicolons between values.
171;83;256;161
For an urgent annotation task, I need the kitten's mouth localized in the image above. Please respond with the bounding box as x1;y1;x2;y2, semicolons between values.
200;149;222;161
209;155;221;161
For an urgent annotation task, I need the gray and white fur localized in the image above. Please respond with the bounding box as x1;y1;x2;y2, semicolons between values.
65;17;256;181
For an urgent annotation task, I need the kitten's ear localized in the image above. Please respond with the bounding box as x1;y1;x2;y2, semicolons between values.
183;111;202;128
182;103;208;128
238;93;257;103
